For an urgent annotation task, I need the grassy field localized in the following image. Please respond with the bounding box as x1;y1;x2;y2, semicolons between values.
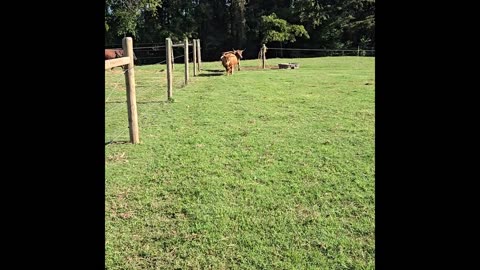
105;56;375;269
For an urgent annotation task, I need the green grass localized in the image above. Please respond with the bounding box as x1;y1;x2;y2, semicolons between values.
105;56;375;269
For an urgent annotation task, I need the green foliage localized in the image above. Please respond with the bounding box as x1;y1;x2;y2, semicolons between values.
260;13;310;44
293;0;375;48
229;0;247;47
296;0;330;28
105;1;375;60
105;0;162;37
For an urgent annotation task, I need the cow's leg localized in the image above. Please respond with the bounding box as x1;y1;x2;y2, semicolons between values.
238;62;240;71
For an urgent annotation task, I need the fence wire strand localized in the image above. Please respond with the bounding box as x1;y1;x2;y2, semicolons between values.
105;67;135;144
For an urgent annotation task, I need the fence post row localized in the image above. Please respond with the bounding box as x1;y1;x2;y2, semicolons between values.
166;37;201;96
105;38;203;144
166;38;173;100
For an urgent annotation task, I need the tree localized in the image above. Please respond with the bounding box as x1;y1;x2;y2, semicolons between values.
259;13;309;44
105;0;162;40
293;0;375;48
104;0;375;60
229;0;247;47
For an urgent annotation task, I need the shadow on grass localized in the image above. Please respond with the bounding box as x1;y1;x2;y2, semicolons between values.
137;100;171;104
196;69;225;77
197;73;224;77
105;101;125;104
236;66;279;71
105;140;130;146
202;69;224;72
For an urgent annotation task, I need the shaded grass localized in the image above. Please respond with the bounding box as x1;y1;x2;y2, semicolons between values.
105;56;375;269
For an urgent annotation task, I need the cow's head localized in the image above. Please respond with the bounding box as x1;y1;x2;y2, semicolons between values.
117;49;138;61
235;49;244;59
114;50;124;58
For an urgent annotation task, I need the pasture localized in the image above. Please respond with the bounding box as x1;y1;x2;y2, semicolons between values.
105;56;375;269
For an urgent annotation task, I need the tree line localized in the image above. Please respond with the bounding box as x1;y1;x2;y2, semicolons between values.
105;0;375;61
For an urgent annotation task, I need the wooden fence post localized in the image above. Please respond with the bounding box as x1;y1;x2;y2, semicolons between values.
171;47;175;70
122;37;140;144
262;44;266;69
192;39;197;76
166;38;173;100
197;39;202;71
184;38;189;85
